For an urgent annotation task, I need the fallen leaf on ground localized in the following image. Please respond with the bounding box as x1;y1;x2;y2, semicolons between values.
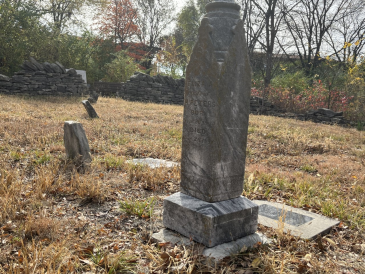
251;257;261;268
324;238;337;248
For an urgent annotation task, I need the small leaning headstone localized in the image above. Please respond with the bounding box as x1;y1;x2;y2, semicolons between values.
87;91;99;104
64;121;92;163
82;100;99;118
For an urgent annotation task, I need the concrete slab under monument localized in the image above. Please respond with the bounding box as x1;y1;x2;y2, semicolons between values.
126;158;178;169
152;228;271;261
163;193;259;247
254;200;340;239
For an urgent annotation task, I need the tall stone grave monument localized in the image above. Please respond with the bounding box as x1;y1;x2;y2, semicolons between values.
163;0;259;247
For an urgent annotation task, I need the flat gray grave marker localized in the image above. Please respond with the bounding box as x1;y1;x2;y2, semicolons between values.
126;158;178;169
253;200;340;239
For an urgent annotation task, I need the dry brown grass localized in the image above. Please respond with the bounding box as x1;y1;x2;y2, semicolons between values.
0;94;364;273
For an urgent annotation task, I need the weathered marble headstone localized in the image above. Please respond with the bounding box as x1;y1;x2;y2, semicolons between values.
162;0;259;248
82;100;99;118
64;121;92;162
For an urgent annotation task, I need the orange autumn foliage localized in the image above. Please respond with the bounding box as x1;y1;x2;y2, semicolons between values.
98;0;139;46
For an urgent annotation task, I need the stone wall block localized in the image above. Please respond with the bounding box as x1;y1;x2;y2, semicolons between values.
35;71;47;75
30;57;44;71
55;62;67;74
12;83;26;88
67;68;77;75
0;82;12;87
51;63;63;74
21;60;38;71
33;77;47;82
43;63;53;73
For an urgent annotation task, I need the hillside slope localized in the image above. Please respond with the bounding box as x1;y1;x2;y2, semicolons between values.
0;95;364;273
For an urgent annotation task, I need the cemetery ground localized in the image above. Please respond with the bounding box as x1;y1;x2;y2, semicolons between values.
0;95;364;274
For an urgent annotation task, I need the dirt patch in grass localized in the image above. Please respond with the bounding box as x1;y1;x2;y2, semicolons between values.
0;95;364;273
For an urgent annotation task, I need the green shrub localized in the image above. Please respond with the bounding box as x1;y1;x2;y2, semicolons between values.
103;50;139;83
119;197;156;218
271;71;309;94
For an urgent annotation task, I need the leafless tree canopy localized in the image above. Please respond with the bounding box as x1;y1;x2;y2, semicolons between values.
132;0;176;70
237;0;365;83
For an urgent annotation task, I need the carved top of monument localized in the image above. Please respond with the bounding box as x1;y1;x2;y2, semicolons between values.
202;0;240;63
206;0;240;16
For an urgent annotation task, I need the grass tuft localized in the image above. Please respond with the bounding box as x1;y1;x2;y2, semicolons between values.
119;197;156;218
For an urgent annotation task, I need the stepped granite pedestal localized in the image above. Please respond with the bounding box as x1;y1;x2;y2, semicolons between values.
158;0;260;252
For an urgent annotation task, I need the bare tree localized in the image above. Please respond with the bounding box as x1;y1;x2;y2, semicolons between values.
132;0;176;71
325;2;365;64
240;0;265;57
39;0;105;31
280;0;358;75
240;0;298;87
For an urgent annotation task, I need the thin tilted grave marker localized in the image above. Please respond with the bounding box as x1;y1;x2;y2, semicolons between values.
82;100;99;118
162;0;259;248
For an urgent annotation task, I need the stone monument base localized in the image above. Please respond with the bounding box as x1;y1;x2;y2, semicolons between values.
163;192;259;247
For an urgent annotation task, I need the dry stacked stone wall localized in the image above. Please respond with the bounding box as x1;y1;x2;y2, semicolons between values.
0;58;87;96
117;72;185;104
250;96;284;115
93;73;283;115
92;72;350;125
250;97;349;125
302;109;348;124
90;82;122;97
2;65;347;127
